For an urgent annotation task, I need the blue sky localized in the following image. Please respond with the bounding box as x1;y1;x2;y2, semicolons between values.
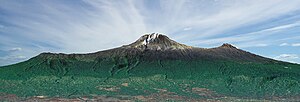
0;0;300;66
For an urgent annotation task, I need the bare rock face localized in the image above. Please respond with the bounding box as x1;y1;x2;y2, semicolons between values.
220;43;237;49
123;33;193;51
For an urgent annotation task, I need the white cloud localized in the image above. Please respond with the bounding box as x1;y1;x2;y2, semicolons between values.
183;27;192;31
1;0;300;52
235;41;271;48
187;22;300;47
14;55;26;59
175;0;300;41
277;43;300;47
279;43;289;46
291;43;300;46
275;54;299;59
8;47;22;52
274;54;299;63
264;22;300;31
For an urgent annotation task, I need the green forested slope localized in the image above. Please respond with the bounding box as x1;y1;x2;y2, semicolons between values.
1;55;300;100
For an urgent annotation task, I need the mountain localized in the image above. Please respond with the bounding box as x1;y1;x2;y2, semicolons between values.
39;33;272;61
1;33;300;101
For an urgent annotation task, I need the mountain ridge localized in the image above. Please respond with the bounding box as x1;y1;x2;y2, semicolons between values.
35;33;274;63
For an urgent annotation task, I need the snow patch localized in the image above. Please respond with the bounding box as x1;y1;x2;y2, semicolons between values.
143;33;160;45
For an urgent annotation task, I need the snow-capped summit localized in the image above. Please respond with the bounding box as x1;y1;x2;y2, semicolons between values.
142;33;160;45
124;33;192;50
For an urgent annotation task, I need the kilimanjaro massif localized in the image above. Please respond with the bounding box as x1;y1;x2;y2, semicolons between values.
1;33;300;101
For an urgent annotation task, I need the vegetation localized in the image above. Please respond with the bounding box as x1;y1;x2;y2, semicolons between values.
1;55;300;101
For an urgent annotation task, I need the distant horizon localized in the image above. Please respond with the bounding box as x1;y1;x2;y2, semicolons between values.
1;0;300;66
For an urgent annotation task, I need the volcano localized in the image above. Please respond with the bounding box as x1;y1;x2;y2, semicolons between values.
39;33;273;61
1;33;300;101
